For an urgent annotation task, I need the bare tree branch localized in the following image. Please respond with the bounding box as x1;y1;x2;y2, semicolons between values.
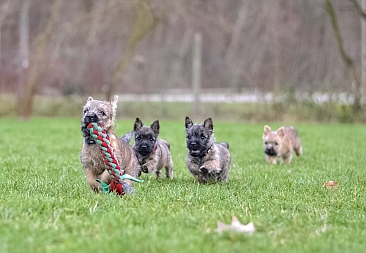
105;0;163;100
326;0;354;68
31;0;127;48
17;0;63;119
348;0;366;20
0;1;10;60
325;0;361;113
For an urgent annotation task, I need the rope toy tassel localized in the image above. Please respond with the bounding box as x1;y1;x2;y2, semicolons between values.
87;122;143;196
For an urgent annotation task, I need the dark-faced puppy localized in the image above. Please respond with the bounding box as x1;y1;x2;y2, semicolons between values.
133;118;173;179
80;95;140;193
185;116;231;184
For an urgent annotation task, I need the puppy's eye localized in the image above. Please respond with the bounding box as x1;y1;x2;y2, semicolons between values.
187;135;191;139
264;141;268;145
100;110;106;116
136;136;141;141
275;142;278;145
150;137;155;142
83;108;89;114
200;135;206;140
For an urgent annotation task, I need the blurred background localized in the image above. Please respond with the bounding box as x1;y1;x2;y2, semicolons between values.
0;0;365;122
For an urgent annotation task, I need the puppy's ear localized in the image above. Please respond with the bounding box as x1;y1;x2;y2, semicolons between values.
277;127;285;138
264;125;271;135
203;117;213;134
87;96;94;102
150;120;160;134
134;118;143;131
121;131;133;143
185;116;194;129
110;95;119;109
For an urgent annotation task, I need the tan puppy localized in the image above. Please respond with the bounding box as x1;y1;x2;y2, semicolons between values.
263;125;302;164
80;96;140;193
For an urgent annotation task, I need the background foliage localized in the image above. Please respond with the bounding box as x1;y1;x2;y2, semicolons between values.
0;0;363;95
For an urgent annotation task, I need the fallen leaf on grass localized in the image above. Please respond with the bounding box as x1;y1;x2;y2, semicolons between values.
323;181;338;189
216;216;255;234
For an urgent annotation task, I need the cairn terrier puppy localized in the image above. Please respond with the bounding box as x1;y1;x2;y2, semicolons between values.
80;95;140;193
263;125;302;164
185;116;231;184
133;118;174;179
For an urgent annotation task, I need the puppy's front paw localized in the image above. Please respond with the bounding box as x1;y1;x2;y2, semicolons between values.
213;167;222;173
122;182;134;194
141;166;149;173
200;166;221;174
199;166;208;174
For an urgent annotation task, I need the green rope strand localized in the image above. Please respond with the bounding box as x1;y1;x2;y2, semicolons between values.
87;122;143;195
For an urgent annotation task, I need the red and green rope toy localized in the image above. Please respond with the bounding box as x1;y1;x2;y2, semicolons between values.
87;122;143;196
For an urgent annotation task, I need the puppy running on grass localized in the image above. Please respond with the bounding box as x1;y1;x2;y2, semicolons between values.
263;125;302;164
185;116;231;184
80;96;140;193
133;118;174;179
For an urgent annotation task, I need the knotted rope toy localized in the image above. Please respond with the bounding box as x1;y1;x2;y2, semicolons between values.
87;122;143;196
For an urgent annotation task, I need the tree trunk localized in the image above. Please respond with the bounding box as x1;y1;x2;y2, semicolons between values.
105;0;161;101
348;0;366;100
17;0;31;119
325;0;361;114
0;1;10;61
17;0;62;120
192;33;202;118
224;0;248;92
362;0;366;98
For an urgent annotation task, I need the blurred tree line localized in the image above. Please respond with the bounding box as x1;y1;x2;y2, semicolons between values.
0;0;365;119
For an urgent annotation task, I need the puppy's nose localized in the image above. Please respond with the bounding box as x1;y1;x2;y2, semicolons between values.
85;113;98;123
141;145;147;149
190;142;197;147
265;148;275;156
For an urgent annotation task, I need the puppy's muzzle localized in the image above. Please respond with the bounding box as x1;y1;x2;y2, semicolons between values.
136;143;153;156
265;147;276;156
82;112;99;137
188;141;201;157
84;112;99;124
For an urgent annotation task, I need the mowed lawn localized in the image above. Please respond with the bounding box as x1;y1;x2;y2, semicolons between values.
0;117;365;253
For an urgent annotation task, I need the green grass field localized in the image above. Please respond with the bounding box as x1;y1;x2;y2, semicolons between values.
0;117;365;253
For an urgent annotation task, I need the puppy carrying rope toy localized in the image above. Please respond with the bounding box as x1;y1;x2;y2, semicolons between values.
87;122;143;196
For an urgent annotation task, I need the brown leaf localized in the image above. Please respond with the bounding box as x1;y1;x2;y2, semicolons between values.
323;181;338;189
